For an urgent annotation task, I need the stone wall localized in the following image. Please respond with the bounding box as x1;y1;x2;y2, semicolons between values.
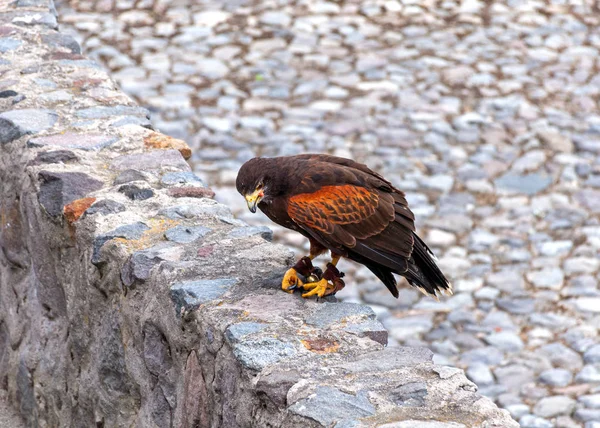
0;1;518;427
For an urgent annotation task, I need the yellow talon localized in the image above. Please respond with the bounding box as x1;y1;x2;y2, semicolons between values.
301;278;334;298
282;268;303;293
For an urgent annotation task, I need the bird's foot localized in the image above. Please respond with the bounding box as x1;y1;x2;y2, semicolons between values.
301;278;335;298
282;268;303;293
301;263;345;298
281;256;314;293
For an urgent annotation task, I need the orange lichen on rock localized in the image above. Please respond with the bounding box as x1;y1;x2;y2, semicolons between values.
144;132;192;160
301;337;340;354
64;197;96;225
112;218;179;253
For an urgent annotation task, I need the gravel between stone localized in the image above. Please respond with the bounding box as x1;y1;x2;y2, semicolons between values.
55;0;600;426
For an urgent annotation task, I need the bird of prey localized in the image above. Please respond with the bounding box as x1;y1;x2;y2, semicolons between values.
236;154;452;299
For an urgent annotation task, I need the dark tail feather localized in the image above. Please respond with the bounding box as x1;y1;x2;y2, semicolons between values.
405;233;453;298
366;263;399;298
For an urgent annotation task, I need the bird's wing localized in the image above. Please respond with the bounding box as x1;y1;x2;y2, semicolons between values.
287;183;414;273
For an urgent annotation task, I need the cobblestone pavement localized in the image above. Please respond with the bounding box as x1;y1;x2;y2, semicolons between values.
55;0;600;426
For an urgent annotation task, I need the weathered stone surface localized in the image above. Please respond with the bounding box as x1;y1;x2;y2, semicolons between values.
0;109;57;144
84;199;125;216
143;322;172;377
167;187;215;198
144;132;191;160
121;250;163;287
0;90;18;98
16;360;36;426
64;197;95;224
225;322;267;344
289;386;375;426
227;225;273;241
30;149;78;165
182;351;210;428
232;338;297;371
170;278;237;313
336;347;434;372
255;368;300;407
0;38;22;52
110;150;190;172
344;319;388;345
38;171;103;217
390;381;429;407
0;197;28;268
41;32;80;53
92;222;149;263
118;183;154;200
159;202;232;220
28;133;118;150
305;302;376;328
164;225;210;244
161;171;205;187
113;169;148;185
75;105;149;119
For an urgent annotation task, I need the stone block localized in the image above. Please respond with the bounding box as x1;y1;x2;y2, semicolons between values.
170;278;237;313
38;171;103;218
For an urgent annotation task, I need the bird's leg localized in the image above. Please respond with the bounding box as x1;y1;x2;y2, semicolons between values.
301;254;346;298
281;256;314;293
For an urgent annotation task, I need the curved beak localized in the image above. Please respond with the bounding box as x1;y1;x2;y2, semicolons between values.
245;190;263;213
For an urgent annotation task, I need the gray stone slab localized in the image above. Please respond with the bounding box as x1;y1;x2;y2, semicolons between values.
170;278;237;313
113;169;148;185
335;347;433;373
75;105;149;119
110;150;190;172
289;386;375;426
30;150;78;165
232;338;297;371
304;302;375;328
41;32;80;53
28;133;118;150
110;116;152;128
84;199;125;217
37;171;103;217
164;225;211;244
118;184;154;201
159;203;232;220
92;222;150;264
225;322;268;344
161;171;205;187
0;38;21;52
227;226;273;241
343;319;388;346
0;109;58;144
120;244;182;287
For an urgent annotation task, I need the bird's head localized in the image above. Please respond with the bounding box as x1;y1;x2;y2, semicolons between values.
236;157;276;213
